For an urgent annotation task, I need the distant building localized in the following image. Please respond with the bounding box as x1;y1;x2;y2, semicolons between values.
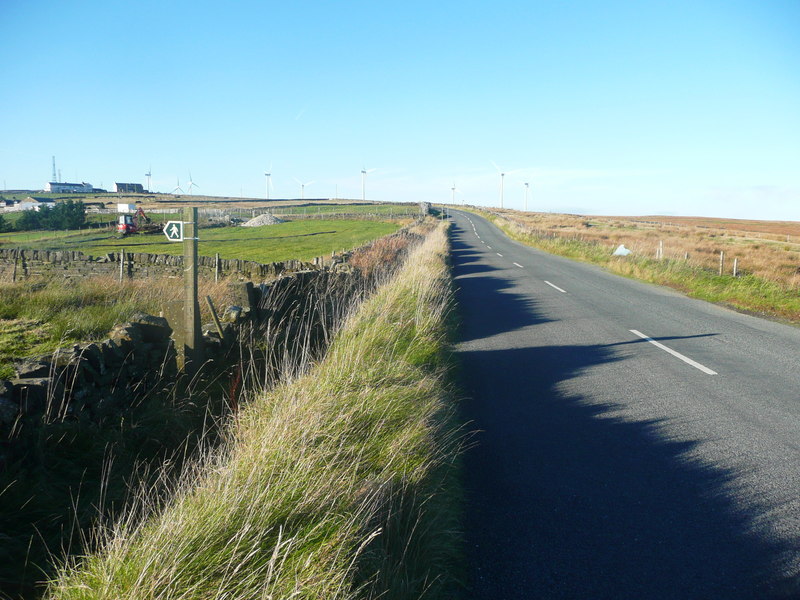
117;203;137;213
6;198;56;212
114;183;145;194
46;182;95;193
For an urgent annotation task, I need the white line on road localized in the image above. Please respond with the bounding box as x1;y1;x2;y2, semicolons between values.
487;245;492;249
544;280;567;293
513;262;523;268
629;330;718;375
497;253;503;257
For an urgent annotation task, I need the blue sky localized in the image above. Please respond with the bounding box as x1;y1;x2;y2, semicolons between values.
1;0;799;219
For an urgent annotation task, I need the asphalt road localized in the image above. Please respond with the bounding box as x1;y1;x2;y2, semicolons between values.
451;210;800;599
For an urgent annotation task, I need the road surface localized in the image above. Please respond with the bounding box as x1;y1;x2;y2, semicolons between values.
451;210;800;599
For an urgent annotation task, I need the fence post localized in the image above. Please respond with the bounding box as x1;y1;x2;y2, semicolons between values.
119;248;125;282
215;252;220;283
719;251;724;276
733;257;738;277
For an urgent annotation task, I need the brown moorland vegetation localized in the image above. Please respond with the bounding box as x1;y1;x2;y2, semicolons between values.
467;207;800;323
489;209;800;290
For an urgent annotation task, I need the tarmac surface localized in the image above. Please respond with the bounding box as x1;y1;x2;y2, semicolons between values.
451;210;800;599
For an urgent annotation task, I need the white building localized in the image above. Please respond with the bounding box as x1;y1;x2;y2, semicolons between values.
46;182;94;193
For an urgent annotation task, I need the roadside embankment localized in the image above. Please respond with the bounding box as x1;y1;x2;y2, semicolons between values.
47;222;463;599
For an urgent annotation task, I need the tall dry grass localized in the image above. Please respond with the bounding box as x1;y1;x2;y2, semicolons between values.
46;222;463;599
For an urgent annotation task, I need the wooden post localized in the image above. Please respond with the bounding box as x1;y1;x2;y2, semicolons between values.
719;251;724;276
215;252;220;283
733;257;739;277
205;295;225;339
184;207;203;374
119;248;125;282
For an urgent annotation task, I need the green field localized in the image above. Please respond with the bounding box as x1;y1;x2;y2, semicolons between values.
0;219;399;263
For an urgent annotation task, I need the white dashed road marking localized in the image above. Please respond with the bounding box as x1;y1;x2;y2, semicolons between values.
544;280;567;293
629;329;718;375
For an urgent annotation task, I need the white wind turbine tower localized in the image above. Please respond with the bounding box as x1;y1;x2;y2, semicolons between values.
145;166;152;193
294;178;314;200
264;164;272;200
490;161;507;209
451;183;463;205
524;182;529;211
187;172;199;195
361;167;376;202
172;177;184;195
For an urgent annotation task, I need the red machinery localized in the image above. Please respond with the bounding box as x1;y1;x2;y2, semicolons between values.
117;207;152;235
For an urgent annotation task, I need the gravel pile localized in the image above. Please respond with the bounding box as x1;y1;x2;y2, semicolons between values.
242;213;285;227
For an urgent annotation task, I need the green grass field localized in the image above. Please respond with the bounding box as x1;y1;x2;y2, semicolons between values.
0;219;399;263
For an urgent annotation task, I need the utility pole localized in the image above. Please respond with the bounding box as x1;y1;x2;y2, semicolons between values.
183;207;203;373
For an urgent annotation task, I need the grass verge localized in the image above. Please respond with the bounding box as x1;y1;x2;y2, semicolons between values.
46;222;463;599
482;211;800;324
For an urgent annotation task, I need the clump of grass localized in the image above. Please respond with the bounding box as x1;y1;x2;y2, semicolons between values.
46;222;463;599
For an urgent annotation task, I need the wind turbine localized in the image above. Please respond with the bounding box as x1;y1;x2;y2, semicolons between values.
145;166;152;193
187;172;199;195
361;167;376;202
451;183;463;205
264;164;272;200
490;161;506;209
294;178;314;200
524;182;529;211
172;177;184;195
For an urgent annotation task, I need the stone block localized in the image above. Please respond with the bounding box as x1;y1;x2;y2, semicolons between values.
222;305;243;323
11;378;53;415
108;323;144;355
78;342;105;375
0;398;18;425
129;312;172;344
14;358;52;378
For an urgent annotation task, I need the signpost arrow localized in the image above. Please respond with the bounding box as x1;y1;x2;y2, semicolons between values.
164;220;184;241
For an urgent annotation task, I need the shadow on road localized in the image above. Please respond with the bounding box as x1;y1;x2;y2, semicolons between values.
450;221;797;599
451;235;553;343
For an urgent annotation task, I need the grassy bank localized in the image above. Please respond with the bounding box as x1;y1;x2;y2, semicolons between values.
482;211;800;324
47;222;462;599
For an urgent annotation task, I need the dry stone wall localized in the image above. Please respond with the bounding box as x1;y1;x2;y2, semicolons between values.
0;248;318;281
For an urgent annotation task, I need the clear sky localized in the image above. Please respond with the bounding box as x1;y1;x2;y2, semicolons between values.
2;0;799;219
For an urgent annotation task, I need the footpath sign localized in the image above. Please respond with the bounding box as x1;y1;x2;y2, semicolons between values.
164;220;184;242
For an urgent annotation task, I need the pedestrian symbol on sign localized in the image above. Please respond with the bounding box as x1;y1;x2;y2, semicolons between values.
164;221;184;242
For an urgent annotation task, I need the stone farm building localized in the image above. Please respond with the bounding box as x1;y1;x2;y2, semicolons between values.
114;183;145;193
